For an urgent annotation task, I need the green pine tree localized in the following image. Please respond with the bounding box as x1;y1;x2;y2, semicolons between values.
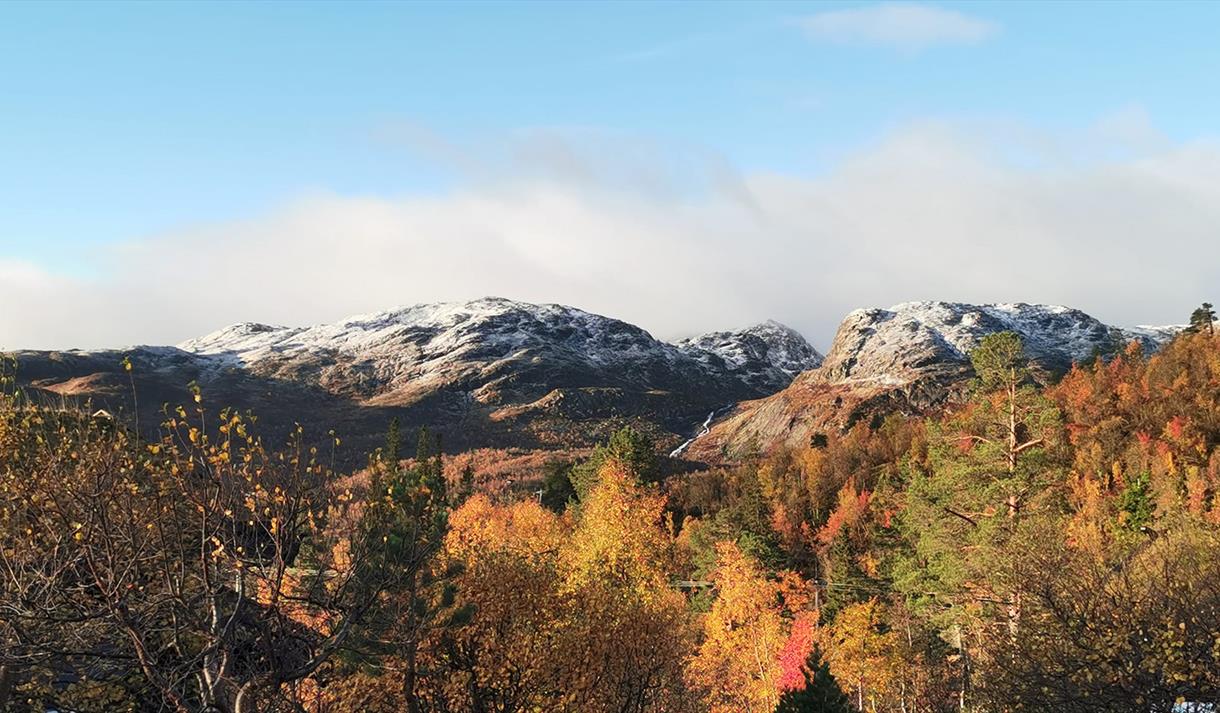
570;426;658;499
1187;302;1216;336
383;416;402;468
540;458;577;512
775;649;853;713
893;332;1065;702
354;426;468;713
1118;471;1153;532
452;462;475;506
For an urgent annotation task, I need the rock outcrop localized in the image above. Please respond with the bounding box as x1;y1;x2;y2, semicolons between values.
687;302;1182;461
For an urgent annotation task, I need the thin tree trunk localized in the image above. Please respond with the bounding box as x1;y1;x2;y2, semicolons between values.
404;645;420;713
119;616;193;713
1007;371;1018;474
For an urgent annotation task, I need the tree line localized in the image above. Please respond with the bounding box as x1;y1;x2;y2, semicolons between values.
3;303;1220;711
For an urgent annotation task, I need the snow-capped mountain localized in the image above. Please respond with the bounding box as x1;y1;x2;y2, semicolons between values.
10;298;816;459
816;301;1177;386
8;297;1185;464
688;301;1184;461
1119;324;1188;347
179;297;813;406
676;320;824;393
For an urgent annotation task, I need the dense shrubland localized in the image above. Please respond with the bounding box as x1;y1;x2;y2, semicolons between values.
4;317;1220;711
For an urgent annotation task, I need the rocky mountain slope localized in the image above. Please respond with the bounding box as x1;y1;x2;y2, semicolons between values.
8;297;1184;465
9;298;817;459
178;297;815;406
686;301;1182;461
675;320;823;393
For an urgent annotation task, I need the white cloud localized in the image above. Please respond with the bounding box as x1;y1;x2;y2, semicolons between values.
798;3;997;51
2;117;1219;353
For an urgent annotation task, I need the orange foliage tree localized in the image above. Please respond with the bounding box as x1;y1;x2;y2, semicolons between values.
686;541;788;713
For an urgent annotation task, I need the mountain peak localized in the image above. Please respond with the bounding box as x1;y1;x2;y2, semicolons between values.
688;300;1186;462
675;321;823;393
176;298;815;421
820;300;1174;385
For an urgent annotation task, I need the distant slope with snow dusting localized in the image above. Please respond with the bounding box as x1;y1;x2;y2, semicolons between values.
11;298;818;460
689;301;1184;461
8;297;1184;465
675;320;823;393
178;297;813;407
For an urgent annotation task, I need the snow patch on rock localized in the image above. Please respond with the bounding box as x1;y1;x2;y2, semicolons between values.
675;320;823;392
178;297;809;403
819;301;1182;387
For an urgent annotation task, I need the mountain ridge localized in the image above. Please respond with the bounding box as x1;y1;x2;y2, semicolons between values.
9;297;818;459
685;300;1183;461
6;297;1184;464
177;296;817;403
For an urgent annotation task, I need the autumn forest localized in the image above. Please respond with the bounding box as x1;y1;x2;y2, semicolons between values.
4;325;1220;712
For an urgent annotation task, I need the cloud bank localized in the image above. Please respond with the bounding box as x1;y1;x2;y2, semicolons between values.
799;3;998;51
3;117;1219;352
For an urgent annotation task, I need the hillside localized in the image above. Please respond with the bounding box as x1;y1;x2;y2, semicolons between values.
7;298;1183;465
687;301;1181;460
8;297;818;459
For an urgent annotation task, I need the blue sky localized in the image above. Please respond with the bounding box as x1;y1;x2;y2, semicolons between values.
3;1;1220;348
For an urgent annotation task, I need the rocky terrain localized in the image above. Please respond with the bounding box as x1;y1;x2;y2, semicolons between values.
6;298;1183;466
8;298;819;460
178;297;819;407
685;301;1182;461
675;319;823;393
